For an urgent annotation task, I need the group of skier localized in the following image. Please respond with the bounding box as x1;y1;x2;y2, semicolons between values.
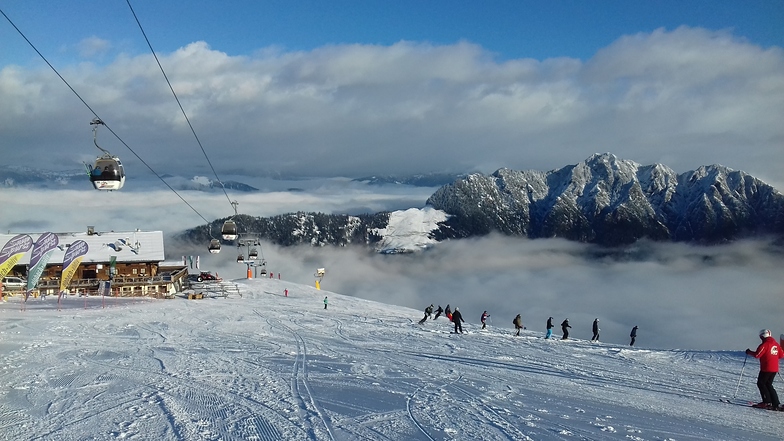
418;304;466;333
415;304;783;412
419;305;639;345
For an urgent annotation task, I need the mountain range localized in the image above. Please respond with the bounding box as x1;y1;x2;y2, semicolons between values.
176;153;784;252
427;153;784;246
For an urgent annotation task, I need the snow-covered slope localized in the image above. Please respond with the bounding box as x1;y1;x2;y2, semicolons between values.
372;207;448;253
1;279;780;440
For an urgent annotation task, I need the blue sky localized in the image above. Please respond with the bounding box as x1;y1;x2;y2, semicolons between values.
0;1;782;187
3;1;782;64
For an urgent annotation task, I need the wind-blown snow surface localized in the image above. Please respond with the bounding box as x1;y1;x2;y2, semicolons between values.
1;280;780;440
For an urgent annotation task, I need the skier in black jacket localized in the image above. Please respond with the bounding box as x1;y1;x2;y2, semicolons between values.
561;319;571;340
451;307;465;334
630;326;638;346
591;318;600;342
418;304;434;324
433;305;444;320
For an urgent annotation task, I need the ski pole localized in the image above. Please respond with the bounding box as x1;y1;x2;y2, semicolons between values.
733;354;748;399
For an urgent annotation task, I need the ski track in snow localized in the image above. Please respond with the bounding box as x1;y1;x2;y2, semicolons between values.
0;279;781;441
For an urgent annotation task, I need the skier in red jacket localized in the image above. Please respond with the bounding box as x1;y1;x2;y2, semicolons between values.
745;329;784;410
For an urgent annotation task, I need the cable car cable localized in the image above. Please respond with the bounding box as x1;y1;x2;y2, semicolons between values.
126;0;235;210
0;6;213;226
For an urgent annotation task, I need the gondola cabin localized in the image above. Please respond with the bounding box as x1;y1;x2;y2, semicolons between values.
236;253;244;263
248;248;258;259
208;239;221;254
90;155;125;191
221;220;238;241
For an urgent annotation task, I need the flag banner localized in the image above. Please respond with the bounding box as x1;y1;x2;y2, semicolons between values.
189;256;193;269
60;240;89;292
27;232;59;292
196;256;200;269
0;234;33;280
98;280;111;297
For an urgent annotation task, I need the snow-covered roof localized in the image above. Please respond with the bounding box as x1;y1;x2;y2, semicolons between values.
0;230;165;265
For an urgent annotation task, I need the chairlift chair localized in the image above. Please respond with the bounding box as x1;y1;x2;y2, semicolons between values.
222;220;238;241
88;118;125;191
90;156;125;190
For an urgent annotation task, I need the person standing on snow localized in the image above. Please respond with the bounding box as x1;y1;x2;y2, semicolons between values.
445;305;452;321
433;305;444;320
513;314;524;336
591;318;600;342
745;329;784;410
546;317;554;339
561;319;571;340
451;307;465;333
323;296;328;310
480;311;490;329
630;326;638;346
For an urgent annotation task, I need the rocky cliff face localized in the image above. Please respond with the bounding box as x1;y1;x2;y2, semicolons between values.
427;153;784;246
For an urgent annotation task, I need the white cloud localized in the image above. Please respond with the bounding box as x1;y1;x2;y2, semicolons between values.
0;27;782;189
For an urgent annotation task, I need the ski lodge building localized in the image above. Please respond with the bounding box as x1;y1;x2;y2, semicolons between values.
0;227;188;297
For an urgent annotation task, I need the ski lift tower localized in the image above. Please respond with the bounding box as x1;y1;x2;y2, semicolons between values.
315;268;326;290
237;235;266;279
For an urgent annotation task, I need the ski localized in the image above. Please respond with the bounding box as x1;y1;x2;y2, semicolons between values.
720;399;783;411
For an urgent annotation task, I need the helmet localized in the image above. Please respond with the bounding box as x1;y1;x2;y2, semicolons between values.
455;307;459;311
759;329;771;338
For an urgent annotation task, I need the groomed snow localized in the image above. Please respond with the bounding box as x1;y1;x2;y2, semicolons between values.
1;279;780;440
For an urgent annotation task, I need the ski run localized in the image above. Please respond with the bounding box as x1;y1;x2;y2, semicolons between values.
1;277;781;441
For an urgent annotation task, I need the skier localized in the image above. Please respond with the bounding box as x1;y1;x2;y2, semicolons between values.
451;307;465;334
745;329;784;410
433;305;443;320
323;296;328;310
445;305;452;322
418;304;434;325
480;311;490;329
592;318;600;342
561;319;571;340
513;314;524;336
546;317;554;339
629;326;638;346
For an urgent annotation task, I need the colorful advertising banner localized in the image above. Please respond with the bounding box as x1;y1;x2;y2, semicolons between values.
0;234;33;280
26;232;59;293
60;240;89;292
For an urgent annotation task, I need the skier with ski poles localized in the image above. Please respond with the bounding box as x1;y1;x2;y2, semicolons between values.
629;326;638;346
433;305;443;320
513;314;524;336
451;307;465;334
745;329;784;410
